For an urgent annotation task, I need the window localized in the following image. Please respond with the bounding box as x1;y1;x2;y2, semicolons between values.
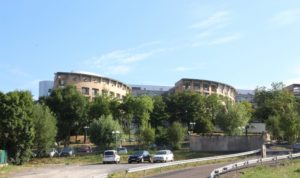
102;89;108;95
110;91;115;97
59;79;64;86
92;88;99;96
211;85;217;92
203;83;209;91
82;87;89;95
194;82;200;90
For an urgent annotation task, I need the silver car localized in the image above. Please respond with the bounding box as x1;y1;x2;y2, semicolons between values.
153;150;174;163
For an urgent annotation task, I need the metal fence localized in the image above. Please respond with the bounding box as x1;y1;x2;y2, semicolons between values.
210;152;300;178
125;149;260;177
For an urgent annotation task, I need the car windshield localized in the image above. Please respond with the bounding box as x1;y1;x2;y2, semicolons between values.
62;147;71;152
133;151;143;156
104;151;114;155
156;151;167;155
118;148;126;151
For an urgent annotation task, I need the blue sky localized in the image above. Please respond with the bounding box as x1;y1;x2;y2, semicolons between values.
1;1;300;99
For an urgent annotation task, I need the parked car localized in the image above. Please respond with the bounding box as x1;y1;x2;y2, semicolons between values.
78;145;92;153
117;147;128;154
103;150;120;164
128;150;152;163
59;147;75;157
153;150;174;163
293;143;300;152
47;148;59;157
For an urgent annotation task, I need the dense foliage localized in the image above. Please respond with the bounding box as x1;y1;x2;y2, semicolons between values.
45;85;88;145
32;103;57;157
89;115;122;149
0;91;35;164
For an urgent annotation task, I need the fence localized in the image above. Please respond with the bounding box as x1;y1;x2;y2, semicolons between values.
210;152;300;178
125;149;260;177
0;150;7;165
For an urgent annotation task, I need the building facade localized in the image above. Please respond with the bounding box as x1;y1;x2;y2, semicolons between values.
39;80;54;98
174;78;237;101
236;89;255;103
130;84;172;96
286;84;300;98
53;71;131;100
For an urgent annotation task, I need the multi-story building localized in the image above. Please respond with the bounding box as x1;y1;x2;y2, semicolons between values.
286;84;300;98
236;89;255;103
173;78;237;101
130;84;172;96
53;71;131;100
39;80;54;98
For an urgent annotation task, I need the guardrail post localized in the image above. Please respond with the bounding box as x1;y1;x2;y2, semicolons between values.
125;170;128;178
144;170;146;177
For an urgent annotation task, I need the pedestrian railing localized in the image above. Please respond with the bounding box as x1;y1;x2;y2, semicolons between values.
210;152;300;178
125;149;260;177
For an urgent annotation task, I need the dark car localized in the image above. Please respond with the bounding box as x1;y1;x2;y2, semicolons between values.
128;150;152;163
78;145;92;153
293;143;300;153
59;147;75;157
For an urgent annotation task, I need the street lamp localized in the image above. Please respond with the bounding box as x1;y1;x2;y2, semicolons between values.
112;130;120;150
189;122;196;134
84;126;89;144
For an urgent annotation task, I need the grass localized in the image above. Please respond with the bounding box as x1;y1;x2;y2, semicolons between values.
239;159;300;178
109;156;245;178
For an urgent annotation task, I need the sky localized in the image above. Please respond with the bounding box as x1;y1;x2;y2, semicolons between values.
1;1;300;99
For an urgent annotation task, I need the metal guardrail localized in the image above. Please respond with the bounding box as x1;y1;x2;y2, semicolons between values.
210;152;300;178
125;149;260;177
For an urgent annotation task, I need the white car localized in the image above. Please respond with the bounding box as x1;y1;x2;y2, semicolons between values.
153;150;174;163
47;148;59;157
102;150;120;164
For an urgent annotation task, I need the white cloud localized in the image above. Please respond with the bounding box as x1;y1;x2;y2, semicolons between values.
208;33;241;46
195;31;211;39
175;66;193;72
189;11;230;29
108;65;130;75
86;43;164;75
272;9;300;26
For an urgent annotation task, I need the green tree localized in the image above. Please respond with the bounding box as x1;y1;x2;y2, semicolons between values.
140;126;155;147
32;103;57;157
254;82;300;143
167;122;186;149
46;85;88;145
166;92;214;133
89;115;122;149
0;91;35;164
134;95;154;128
88;94;111;120
155;126;168;147
216;102;251;135
150;96;169;128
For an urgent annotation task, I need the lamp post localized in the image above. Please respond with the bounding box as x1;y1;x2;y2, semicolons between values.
189;122;196;134
112;130;120;150
84;126;89;144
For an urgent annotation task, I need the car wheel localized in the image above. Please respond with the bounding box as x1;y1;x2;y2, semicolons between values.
103;161;106;164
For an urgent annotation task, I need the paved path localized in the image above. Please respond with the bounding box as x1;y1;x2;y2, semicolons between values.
8;163;152;178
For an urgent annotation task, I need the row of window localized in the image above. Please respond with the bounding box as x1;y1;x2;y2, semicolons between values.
81;87;123;99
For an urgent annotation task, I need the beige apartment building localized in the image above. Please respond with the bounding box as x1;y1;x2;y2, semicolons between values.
174;78;237;101
53;71;131;100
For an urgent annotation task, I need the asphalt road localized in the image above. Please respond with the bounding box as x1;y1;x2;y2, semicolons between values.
145;162;230;178
8;162;152;178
